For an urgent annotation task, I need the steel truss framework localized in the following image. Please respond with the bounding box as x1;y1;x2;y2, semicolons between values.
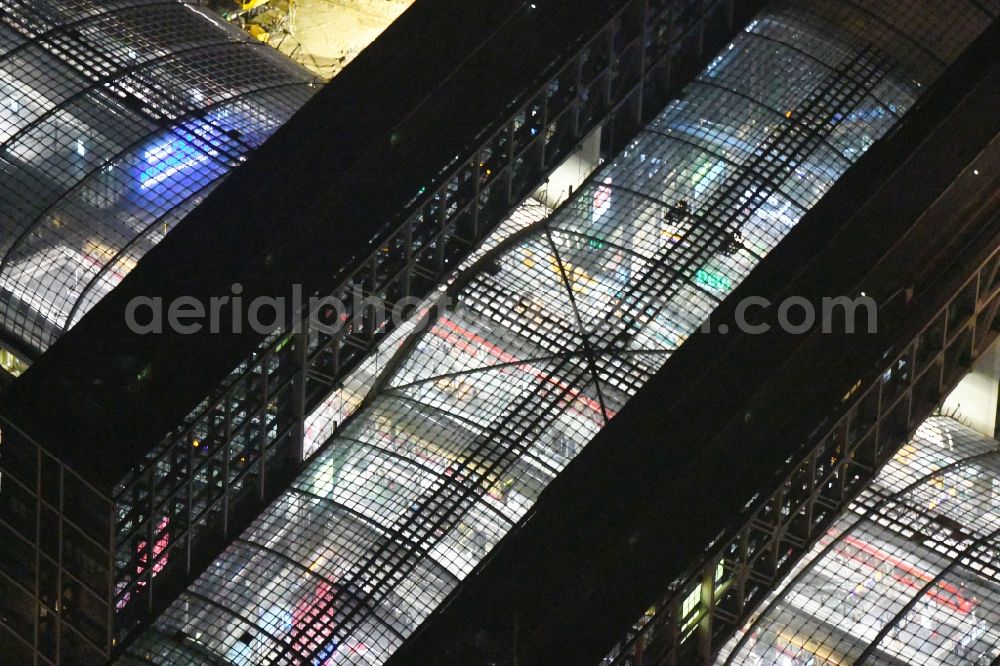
0;0;319;354
120;1;995;664
104;0;759;650
719;416;1000;666
606;152;1000;664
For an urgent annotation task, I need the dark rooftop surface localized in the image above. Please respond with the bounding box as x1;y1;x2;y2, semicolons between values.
0;0;631;490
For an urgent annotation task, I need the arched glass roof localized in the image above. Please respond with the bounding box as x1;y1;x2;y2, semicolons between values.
0;0;319;354
720;416;1000;666
122;1;997;664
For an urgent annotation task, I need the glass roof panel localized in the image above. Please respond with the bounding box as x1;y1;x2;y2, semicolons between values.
720;416;1000;666
127;1;998;663
0;0;319;353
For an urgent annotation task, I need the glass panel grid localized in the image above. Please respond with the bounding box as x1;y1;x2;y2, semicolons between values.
721;416;1000;666
0;0;320;353
126;1;997;664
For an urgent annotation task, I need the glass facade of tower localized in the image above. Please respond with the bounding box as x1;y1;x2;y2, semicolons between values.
121;1;997;664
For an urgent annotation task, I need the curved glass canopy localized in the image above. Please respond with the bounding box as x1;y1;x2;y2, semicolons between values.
122;1;997;664
0;0;319;354
721;416;1000;666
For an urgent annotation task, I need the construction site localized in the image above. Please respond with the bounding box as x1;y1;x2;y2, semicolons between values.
207;0;413;78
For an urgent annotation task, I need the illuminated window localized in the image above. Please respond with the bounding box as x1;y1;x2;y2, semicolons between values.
681;585;701;633
0;347;28;377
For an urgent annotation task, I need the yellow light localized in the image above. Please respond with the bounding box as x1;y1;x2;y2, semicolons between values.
192;439;201;448
0;347;28;377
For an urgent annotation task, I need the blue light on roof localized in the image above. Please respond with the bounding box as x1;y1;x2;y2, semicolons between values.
134;108;247;195
137;131;212;190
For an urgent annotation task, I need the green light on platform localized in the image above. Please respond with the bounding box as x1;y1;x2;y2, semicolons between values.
695;269;731;291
